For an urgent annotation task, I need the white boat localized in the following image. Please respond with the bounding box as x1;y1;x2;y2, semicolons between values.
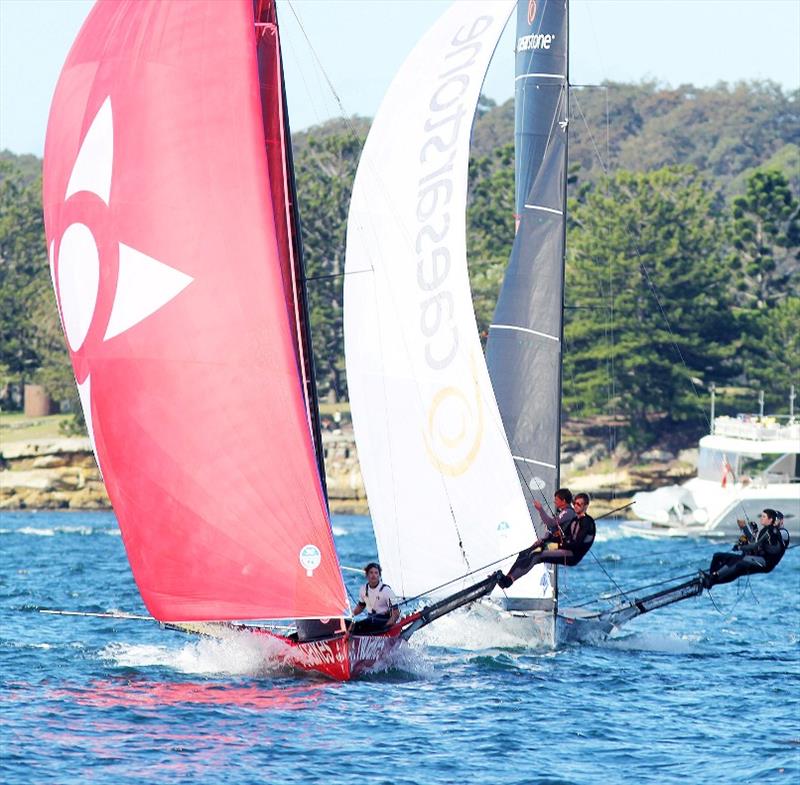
625;413;800;539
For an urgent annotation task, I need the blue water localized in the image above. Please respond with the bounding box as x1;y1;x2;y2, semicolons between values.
1;510;798;785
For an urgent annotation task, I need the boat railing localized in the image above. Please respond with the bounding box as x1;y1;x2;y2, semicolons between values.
713;416;800;442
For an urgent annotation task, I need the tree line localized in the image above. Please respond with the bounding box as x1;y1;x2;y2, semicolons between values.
1;81;798;449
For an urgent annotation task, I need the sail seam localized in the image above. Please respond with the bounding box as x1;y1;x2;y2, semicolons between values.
523;203;563;215
490;324;560;342
512;455;557;470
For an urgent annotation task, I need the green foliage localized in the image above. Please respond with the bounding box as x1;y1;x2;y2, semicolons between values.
295;129;364;402
726;169;799;308
569;81;798;196
3;80;798;454
0;161;49;382
739;296;800;410
466;143;515;337
563;166;734;447
0;159;78;418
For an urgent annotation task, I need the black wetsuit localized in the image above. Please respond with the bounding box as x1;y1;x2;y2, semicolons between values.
504;513;597;582
706;524;787;586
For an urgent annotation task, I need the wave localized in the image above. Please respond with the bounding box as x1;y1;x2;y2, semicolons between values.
416;602;555;651
600;628;701;654
98;631;293;678
1;525;120;537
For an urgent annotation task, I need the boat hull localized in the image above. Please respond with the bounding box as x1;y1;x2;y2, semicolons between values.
258;628;405;681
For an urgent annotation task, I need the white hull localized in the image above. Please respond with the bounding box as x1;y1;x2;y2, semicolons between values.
627;476;800;539
472;600;616;647
631;417;799;539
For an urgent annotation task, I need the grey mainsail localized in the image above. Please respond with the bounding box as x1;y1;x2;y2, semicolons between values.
486;0;568;534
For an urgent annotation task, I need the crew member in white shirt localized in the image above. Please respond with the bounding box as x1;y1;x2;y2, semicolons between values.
350;562;399;633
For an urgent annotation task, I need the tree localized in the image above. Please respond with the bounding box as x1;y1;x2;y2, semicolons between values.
294;130;364;401
0;162;48;393
740;296;800;410
563;166;734;448
0;160;77;417
466;143;515;338
727;169;799;309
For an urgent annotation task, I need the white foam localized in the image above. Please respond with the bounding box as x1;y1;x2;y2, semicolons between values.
98;630;294;677
601;629;699;654
593;526;629;543
416;602;554;650
9;525;111;537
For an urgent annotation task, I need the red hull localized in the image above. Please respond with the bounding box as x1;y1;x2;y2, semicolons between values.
253;626;405;681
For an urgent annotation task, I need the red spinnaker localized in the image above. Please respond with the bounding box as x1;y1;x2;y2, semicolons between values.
42;0;347;621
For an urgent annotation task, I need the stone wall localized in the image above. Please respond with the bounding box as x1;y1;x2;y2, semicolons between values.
0;431;370;513
1;422;695;516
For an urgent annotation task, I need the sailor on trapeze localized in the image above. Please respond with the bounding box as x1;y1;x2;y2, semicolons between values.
498;489;596;589
700;508;789;588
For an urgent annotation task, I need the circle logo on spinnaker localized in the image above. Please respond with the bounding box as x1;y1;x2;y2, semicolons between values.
299;544;322;576
529;476;546;491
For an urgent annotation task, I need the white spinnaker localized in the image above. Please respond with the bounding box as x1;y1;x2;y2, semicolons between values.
344;0;552;601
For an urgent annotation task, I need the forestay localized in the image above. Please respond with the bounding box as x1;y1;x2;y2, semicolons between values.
42;0;347;622
345;0;550;602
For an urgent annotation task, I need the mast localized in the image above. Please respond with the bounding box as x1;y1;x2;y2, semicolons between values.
275;12;329;500
254;0;329;499
485;0;569;610
553;0;570;606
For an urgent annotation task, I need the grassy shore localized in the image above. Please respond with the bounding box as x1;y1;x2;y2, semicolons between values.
1;412;73;441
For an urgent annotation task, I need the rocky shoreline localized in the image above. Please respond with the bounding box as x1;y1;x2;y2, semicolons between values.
0;422;697;518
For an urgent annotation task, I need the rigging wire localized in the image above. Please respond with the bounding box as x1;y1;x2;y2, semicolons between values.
569;570;700;609
393;502;636;607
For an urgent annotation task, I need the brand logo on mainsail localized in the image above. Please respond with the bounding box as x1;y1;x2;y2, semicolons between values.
528;0;537;25
415;17;496;477
48;97;194;459
517;32;555;52
422;352;485;477
299;544;322;576
529;476;546;492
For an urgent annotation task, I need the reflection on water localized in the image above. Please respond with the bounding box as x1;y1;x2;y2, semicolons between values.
48;678;333;710
5;678;338;780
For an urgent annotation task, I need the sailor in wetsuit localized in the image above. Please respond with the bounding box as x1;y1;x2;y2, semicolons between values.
350;562;399;633
776;510;790;548
700;508;788;588
498;491;597;589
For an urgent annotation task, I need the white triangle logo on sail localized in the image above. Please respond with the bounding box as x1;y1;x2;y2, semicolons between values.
104;243;194;342
76;375;101;477
65;97;113;205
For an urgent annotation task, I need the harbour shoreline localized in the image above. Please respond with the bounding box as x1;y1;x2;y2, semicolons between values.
1;418;698;518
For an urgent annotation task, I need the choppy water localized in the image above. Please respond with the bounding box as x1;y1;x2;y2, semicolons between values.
2;510;798;784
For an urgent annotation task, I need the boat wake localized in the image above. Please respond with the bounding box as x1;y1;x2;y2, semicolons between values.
98;629;432;681
596;629;700;654
415;603;553;650
98;631;295;677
